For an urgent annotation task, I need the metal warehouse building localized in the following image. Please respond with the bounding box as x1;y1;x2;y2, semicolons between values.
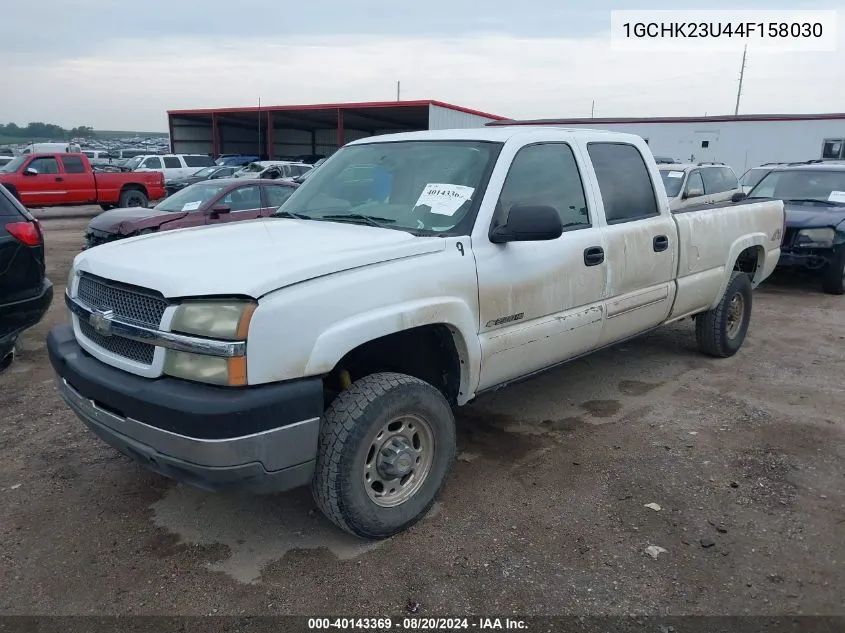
167;100;505;160
489;113;845;175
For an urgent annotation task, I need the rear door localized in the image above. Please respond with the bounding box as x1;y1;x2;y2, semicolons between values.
584;141;678;347
162;156;183;180
59;155;95;204
16;156;64;207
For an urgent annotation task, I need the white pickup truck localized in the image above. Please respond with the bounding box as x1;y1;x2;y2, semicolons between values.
48;126;785;539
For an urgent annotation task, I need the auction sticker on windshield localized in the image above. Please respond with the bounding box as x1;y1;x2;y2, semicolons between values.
182;201;202;211
667;171;684;178
415;184;474;216
828;191;845;204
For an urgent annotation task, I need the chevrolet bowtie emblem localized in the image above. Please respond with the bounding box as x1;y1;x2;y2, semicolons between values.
89;309;115;337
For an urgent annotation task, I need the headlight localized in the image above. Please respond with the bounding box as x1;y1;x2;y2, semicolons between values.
164;351;246;386
795;228;834;248
165;300;255;386
170;300;256;340
67;266;77;294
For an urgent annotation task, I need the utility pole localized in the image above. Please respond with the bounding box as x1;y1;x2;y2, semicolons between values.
397;81;401;101
734;45;747;116
591;100;595;118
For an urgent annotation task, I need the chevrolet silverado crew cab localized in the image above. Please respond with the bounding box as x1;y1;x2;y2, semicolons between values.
0;153;165;209
47;127;785;539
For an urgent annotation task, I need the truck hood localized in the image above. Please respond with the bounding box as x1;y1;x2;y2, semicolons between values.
87;207;188;233
783;203;845;229
74;218;446;298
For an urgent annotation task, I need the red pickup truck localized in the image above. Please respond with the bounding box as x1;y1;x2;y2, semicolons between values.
0;153;165;209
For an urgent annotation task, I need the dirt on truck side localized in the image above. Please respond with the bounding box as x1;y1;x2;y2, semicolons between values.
0;216;843;617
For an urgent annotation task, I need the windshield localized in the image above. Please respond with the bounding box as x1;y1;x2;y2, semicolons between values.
191;166;218;178
659;169;686;198
0;156;27;173
154;182;229;212
276;140;501;235
740;168;770;189
747;169;845;205
124;157;143;171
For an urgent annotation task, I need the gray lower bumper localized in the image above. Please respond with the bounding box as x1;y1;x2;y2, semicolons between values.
57;378;319;494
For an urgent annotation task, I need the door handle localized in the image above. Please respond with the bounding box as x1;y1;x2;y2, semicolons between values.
583;246;604;267
55;177;64;182
653;235;669;252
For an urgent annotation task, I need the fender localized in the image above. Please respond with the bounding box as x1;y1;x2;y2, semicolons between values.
708;232;769;310
304;297;481;404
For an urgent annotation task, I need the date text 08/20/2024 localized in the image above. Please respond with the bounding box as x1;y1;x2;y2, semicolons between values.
307;617;528;630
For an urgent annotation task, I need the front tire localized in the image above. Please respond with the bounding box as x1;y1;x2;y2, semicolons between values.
821;248;845;295
312;372;456;540
695;271;752;358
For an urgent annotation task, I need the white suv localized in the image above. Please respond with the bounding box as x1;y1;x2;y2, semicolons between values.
658;163;744;211
128;154;216;180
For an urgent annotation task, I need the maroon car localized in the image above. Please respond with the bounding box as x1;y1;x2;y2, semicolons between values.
84;178;298;248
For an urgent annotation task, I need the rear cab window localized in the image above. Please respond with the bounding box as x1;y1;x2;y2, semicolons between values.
587;142;659;224
60;155;86;174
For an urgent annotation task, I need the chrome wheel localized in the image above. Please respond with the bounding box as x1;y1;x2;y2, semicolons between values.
364;413;434;508
726;293;745;339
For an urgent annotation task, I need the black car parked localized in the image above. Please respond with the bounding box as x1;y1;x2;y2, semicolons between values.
0;184;53;370
747;162;845;294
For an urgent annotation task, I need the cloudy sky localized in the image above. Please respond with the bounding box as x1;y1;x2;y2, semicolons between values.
2;0;843;131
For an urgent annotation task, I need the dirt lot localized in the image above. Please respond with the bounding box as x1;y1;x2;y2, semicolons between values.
1;215;843;616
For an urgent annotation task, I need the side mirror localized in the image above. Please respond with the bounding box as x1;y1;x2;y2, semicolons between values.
209;204;231;219
24;167;38;176
683;188;704;199
731;191;747;202
489;204;563;244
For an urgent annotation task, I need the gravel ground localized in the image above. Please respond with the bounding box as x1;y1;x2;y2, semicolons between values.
0;215;843;617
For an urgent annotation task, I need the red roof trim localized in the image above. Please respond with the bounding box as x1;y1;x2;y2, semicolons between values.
168;100;506;120
489;113;845;125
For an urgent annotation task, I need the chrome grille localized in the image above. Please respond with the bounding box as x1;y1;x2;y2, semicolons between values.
78;320;155;365
77;274;167;326
76;273;168;365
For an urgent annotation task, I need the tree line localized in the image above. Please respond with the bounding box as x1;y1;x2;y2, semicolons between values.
0;122;95;140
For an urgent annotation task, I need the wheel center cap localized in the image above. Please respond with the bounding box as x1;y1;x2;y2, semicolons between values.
377;437;415;478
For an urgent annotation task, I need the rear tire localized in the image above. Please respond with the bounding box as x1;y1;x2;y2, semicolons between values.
118;189;147;208
312;372;456;540
821;248;845;295
695;271;752;358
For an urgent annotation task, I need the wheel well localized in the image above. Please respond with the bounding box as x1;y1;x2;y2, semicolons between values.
325;324;462;407
733;245;764;280
120;184;147;196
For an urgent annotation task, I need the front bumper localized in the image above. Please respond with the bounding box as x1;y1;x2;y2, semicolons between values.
47;324;324;493
776;247;837;270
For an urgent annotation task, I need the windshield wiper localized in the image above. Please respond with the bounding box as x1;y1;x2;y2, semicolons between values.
274;210;313;220
784;198;842;206
320;213;396;228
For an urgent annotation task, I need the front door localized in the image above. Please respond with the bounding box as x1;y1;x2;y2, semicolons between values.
16;156;65;207
583;142;677;347
208;184;265;225
474;141;608;392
